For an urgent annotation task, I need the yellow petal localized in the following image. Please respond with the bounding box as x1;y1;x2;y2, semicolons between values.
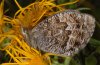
0;0;4;19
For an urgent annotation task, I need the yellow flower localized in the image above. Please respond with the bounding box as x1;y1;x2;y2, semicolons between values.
0;0;80;65
1;35;49;65
14;0;79;29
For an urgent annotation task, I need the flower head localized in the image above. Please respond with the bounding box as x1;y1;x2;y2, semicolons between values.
0;0;80;65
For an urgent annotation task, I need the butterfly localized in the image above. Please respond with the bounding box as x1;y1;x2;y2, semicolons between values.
22;10;95;56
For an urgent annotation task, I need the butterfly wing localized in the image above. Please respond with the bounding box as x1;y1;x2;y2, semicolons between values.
28;10;95;56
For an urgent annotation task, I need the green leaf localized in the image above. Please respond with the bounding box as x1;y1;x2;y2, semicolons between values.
57;0;66;4
64;57;72;65
96;47;100;54
96;22;100;29
0;38;11;49
70;58;80;65
85;55;97;65
90;38;100;46
69;0;77;9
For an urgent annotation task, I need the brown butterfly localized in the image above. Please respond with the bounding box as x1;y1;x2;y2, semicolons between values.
22;10;95;56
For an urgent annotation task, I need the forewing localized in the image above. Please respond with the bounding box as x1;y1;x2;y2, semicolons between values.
29;10;95;56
